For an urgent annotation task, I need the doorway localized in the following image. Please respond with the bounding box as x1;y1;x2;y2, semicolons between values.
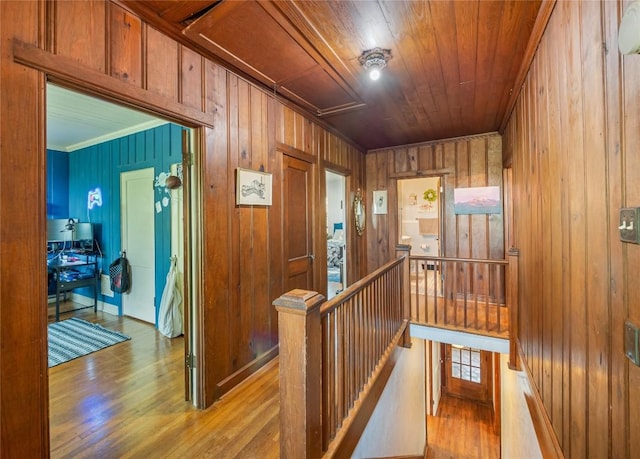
397;177;441;260
326;170;346;299
425;343;500;457
46;82;197;408
443;344;492;403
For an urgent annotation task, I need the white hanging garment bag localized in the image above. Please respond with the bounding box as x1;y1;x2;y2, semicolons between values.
158;257;183;338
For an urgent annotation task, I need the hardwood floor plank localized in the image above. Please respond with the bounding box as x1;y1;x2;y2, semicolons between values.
49;304;279;458
427;394;499;459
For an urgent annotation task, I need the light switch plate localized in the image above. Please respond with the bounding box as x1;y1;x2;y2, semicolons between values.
619;208;640;243
625;320;640;366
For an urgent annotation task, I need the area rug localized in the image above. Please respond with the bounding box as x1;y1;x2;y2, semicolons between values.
48;317;131;368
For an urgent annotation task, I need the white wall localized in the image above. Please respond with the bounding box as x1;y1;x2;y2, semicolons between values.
431;342;442;415
326;171;345;238
352;340;426;458
500;354;543;459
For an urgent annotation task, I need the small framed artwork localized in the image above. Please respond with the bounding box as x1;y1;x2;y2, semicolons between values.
236;168;272;205
373;190;388;215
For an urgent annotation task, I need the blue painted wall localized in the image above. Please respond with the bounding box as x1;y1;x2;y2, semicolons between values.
51;123;184;323
47;149;69;218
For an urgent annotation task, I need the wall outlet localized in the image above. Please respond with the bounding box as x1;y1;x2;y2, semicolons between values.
101;274;114;297
619;207;640;244
625;320;640;366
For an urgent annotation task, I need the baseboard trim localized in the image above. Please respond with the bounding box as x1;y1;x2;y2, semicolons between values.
67;293;119;316
215;345;280;399
518;346;564;458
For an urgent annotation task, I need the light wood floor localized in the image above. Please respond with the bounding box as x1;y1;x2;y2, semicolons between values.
49;303;500;458
48;304;279;458
427;395;500;459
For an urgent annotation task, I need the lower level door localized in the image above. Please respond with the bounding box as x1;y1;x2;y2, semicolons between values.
443;344;492;403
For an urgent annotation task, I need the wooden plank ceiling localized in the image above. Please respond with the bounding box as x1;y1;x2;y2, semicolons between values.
122;0;543;151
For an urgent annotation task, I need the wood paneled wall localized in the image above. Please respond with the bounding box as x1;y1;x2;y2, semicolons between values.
365;134;504;271
0;2;49;457
503;1;638;457
65;123;184;312
0;1;364;455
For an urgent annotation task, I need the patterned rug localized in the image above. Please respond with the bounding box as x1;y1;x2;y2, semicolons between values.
48;317;131;368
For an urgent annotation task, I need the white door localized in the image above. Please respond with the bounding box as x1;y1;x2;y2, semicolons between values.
121;167;156;324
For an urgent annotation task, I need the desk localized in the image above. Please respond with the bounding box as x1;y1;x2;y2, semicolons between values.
48;259;98;321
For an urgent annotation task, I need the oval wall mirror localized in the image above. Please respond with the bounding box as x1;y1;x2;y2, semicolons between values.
354;189;366;236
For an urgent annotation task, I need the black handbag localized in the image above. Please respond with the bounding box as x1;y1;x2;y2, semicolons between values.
109;254;131;293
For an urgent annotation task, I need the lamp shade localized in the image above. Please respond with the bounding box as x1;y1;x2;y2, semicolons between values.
619;1;640;55
165;175;182;189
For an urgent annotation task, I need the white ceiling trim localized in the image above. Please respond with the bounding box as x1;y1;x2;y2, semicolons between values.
50;119;169;152
47;84;168;152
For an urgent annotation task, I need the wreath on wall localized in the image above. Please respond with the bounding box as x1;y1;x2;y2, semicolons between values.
423;188;437;202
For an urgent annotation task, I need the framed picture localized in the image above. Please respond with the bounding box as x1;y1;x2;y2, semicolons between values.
373;190;388;215
454;186;501;214
236;168;272;205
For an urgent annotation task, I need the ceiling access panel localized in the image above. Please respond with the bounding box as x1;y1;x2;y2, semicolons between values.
182;0;364;116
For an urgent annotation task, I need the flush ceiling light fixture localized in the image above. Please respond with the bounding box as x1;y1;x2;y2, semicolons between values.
358;47;392;81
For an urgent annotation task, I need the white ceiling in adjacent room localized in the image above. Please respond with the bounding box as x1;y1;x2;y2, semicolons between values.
46;84;168;152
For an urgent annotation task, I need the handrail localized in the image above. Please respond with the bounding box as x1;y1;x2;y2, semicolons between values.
407;254;516;340
274;246;411;458
409;255;508;265
274;249;520;457
319;256;404;315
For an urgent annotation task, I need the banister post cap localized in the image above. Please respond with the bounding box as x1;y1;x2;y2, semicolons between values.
273;289;325;315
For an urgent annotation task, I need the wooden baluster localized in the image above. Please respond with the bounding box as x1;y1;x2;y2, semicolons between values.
273;289;324;458
396;244;412;348
507;248;520;370
495;264;501;333
433;259;438;325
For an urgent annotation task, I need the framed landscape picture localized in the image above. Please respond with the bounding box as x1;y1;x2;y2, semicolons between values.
454;186;501;214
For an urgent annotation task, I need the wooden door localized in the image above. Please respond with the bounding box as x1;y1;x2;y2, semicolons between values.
121;167;156;324
283;155;314;293
443;344;492;403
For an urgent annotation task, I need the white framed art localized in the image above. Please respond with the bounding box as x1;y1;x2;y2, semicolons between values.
373;190;388;214
236;168;272;205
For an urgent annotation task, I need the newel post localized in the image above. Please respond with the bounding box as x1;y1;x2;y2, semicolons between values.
507;248;520;370
396;244;412;348
273;289;325;459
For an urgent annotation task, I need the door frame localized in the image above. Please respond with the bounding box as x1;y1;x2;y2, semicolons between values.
324;169;348;299
42;77;205;408
281;149;316;292
442;343;493;403
396;175;444;257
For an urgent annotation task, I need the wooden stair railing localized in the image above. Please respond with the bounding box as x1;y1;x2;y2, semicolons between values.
274;245;412;458
408;255;510;336
408;251;520;366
